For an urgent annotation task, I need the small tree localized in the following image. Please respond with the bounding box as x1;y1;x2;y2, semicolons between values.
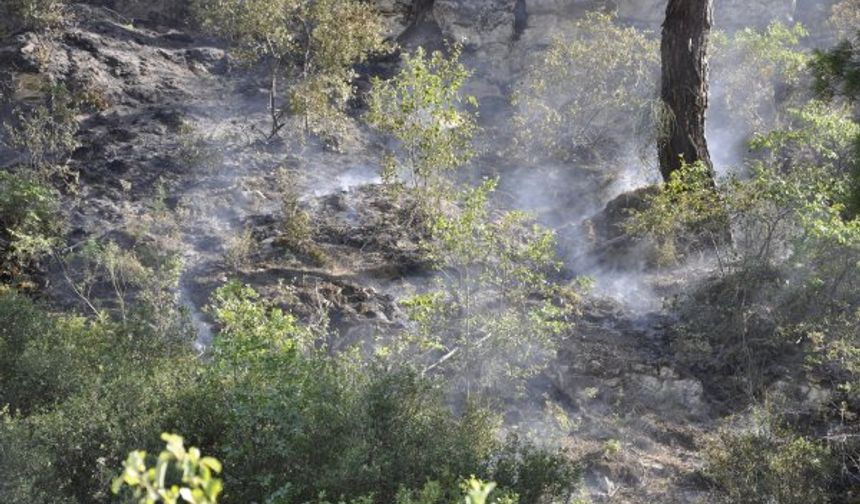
367;45;478;193
512;12;659;164
812;31;860;103
193;0;387;140
0;171;62;277
811;29;860;214
711;22;809;134
394;179;578;398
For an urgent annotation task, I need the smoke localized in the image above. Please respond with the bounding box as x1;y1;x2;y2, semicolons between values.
483;7;824;323
171;85;391;347
311;164;381;198
161;0;838;467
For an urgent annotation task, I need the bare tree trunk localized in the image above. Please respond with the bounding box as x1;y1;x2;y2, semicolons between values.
268;60;288;140
658;0;714;182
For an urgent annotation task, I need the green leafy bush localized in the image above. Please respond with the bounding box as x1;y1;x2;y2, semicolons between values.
0;171;62;276
0;289;96;413
812;32;860;101
624;161;728;267
1;0;66;33
711;22;810;133
368;45;478;193
182;283;580;504
628;101;860;271
113;433;223;504
489;435;580;504
390;179;578;398
0;295;198;503
705;409;833;504
4;83;80;172
273;167;328;265
189;283;491;503
111;435;526;504
511;12;659;164
0;283;580;504
810;31;860;213
192;0;387;140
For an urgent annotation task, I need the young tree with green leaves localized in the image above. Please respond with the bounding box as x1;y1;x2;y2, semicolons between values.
711;22;810;134
367;44;478;192
393;179;578;399
812;30;860;214
193;0;387;141
512;12;659;164
0;171;62;277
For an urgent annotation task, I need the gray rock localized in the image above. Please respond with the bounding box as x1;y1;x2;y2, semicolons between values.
625;368;708;419
433;0;517;48
371;0;416;38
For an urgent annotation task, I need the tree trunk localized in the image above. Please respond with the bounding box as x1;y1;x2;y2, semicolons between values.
658;0;714;182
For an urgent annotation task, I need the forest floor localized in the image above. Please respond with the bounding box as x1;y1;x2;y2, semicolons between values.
0;6;724;502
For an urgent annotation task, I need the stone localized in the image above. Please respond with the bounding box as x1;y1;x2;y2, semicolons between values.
371;0;416;38
433;0;517;47
625;370;708;418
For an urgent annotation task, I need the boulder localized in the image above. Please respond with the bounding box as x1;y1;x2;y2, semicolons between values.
582;186;659;270
371;0;417;39
625;367;709;419
432;0;517;48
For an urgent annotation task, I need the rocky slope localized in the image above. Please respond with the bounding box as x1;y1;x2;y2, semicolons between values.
0;1;843;502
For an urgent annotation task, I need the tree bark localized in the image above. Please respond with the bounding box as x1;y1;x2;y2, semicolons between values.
658;0;714;182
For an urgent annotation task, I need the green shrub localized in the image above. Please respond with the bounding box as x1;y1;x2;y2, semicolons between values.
711;22;810;133
191;283;495;503
0;283;580;504
705;409;833;504
810;31;860;214
511;11;659;164
1;0;66;33
192;0;387;141
274;168;328;265
112;433;223;504
389;179;578;399
812;32;860;102
368;44;478;194
0;171;62;276
111;435;522;504
222;227;255;272
182;283;579;504
628;101;860;271
624;161;729;267
0;289;94;413
489;435;580;504
0;293;198;503
3;83;80;172
61;239;189;344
